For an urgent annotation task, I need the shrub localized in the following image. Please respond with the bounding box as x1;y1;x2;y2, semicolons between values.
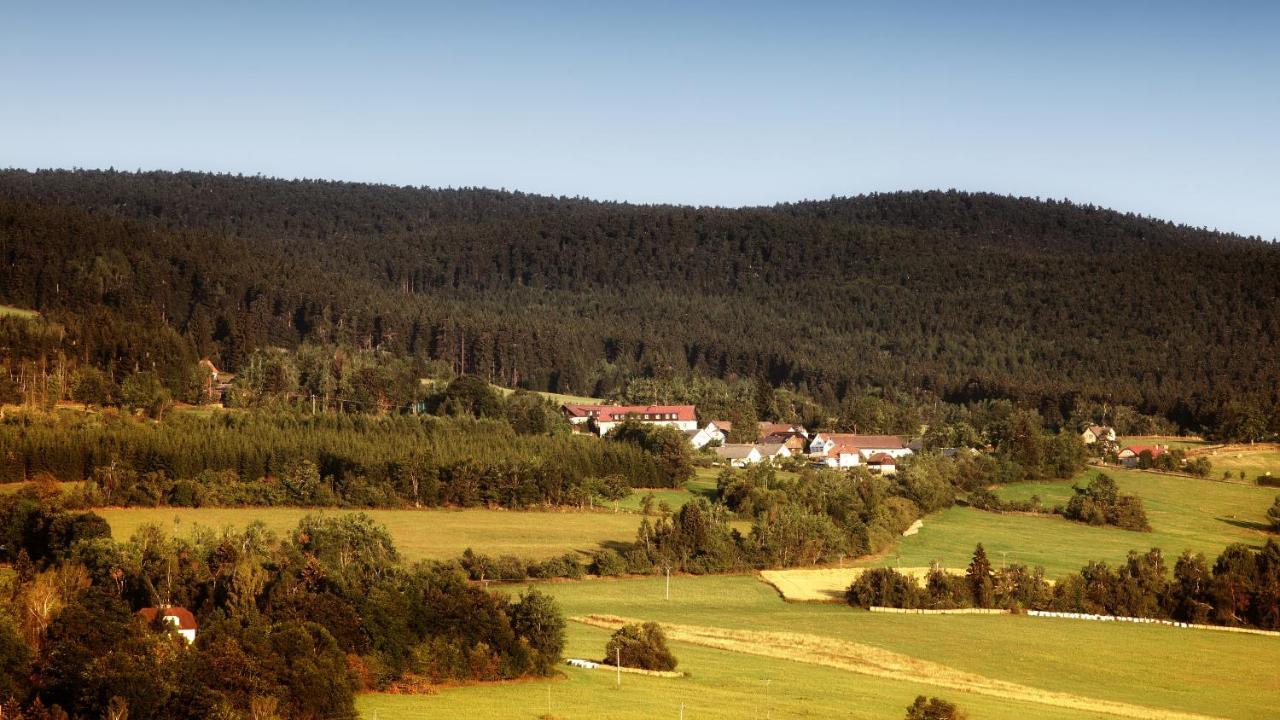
905;695;965;720
845;568;920;609
590;550;627;576
1257;475;1280;488
602;622;677;671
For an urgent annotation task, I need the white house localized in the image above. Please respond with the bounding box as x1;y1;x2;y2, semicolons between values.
865;452;899;475
686;424;725;450
756;442;792;463
1117;444;1168;468
137;606;198;643
715;443;762;467
1081;425;1117;445
562;404;699;436
809;434;913;469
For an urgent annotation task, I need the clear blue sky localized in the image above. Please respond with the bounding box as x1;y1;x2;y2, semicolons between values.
3;1;1277;238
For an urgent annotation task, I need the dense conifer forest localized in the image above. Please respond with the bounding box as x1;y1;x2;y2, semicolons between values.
1;168;1279;432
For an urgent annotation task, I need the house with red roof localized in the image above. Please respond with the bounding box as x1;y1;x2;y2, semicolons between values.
562;404;699;436
808;433;913;469
1117;444;1168;468
137;605;198;643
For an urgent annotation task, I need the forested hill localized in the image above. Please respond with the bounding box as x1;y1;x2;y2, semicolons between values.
1;168;1277;428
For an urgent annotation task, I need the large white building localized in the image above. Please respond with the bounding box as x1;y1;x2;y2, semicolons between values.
808;433;913;469
562;404;699;436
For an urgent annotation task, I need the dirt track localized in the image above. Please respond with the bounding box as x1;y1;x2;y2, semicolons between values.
573;614;1226;720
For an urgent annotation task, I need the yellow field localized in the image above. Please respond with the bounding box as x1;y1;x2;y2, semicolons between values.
759;566;961;603
97;506;643;561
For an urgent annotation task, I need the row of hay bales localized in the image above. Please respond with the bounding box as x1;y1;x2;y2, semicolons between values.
869;606;1008;615
1026;610;1280;637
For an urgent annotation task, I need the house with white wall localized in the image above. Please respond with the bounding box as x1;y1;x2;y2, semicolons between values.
562;404;699;436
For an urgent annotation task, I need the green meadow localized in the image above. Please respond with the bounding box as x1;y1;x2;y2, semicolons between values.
878;468;1276;576
359;573;1280;719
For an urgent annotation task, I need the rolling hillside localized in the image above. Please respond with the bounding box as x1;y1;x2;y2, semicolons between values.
1;168;1278;429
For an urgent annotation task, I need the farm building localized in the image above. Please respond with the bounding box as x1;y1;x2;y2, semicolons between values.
756;442;792;462
715;443;763;467
865;452;898;475
562;404;698;436
1117;444;1169;468
809;433;913;468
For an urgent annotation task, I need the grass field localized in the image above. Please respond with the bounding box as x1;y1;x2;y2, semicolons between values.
1200;447;1280;482
0;304;38;319
874;468;1277;576
359;573;1280;719
97;507;642;561
1118;435;1211;450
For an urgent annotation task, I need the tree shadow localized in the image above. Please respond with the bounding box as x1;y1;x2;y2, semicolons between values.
1217;516;1274;533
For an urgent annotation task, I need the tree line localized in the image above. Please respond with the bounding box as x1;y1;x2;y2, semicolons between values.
847;542;1280;631
0;409;687;506
2;169;1279;436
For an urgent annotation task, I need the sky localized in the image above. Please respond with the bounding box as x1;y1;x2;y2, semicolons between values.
3;1;1278;239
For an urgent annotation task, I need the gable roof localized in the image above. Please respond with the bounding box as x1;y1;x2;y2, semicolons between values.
867;452;897;464
758;422;806;437
562;404;697;422
138;606;198;631
715;443;760;460
820;434;905;449
757;442;789;456
707;420;733;432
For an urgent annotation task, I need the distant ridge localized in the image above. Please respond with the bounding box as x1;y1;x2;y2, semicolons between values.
1;168;1277;429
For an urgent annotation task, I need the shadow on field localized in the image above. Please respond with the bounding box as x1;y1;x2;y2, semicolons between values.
1216;516;1273;534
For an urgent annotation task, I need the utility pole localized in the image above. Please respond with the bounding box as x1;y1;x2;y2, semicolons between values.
665;564;672;601
616;646;622;688
765;678;772;720
679;703;684;719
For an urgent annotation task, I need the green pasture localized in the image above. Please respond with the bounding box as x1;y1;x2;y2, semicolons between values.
359;573;1280;719
880;468;1276;576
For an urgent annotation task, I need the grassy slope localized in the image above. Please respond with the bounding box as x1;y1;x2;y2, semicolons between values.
879;468;1277;576
361;574;1279;719
98;507;642;561
0;304;38;319
1206;449;1280;482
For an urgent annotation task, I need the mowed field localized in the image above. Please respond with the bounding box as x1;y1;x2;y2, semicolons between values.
97;507;643;561
1198;446;1280;483
875;468;1278;576
359;574;1280;719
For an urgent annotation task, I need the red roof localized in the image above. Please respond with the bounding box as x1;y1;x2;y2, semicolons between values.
867;453;896;465
822;434;905;449
564;404;697;422
138;606;198;631
827;444;861;458
758;422;804;437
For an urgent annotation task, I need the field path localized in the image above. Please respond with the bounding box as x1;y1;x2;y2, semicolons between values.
574;614;1227;720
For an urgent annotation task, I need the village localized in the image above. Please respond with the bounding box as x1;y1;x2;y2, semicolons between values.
560;403;1167;474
